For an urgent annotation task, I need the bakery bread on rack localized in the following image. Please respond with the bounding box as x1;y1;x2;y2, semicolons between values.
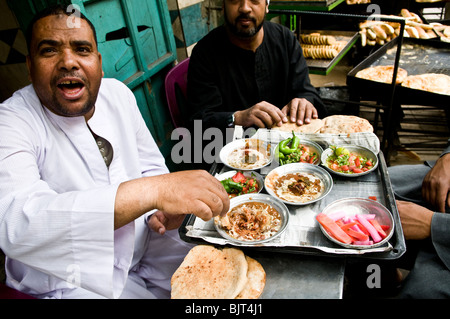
300;33;346;60
355;65;408;84
301;33;336;45
402;73;450;96
358;8;448;46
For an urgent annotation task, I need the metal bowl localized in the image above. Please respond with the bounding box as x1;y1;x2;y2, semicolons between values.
214;193;290;245
264;163;333;206
216;170;264;197
219;138;274;171
318;197;395;249
274;138;323;166
321;144;378;177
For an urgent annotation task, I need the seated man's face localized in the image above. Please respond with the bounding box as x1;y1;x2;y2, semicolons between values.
27;14;103;119
224;0;268;38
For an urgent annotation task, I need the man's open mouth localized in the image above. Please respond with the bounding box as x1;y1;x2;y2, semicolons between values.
57;80;85;100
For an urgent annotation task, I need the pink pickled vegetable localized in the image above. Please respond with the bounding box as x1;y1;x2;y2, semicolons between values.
369;219;387;238
356;214;382;243
328;211;347;221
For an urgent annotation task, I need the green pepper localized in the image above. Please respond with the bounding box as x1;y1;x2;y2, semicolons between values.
277;148;285;160
279;131;300;155
221;179;244;193
220;180;231;193
227;180;244;191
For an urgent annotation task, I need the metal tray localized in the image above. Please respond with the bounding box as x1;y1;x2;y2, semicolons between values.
270;0;341;7
179;150;406;261
301;30;360;75
347;37;450;107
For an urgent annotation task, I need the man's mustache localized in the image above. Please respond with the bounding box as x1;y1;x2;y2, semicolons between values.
235;14;256;23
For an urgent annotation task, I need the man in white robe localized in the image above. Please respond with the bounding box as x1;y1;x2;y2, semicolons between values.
0;5;229;298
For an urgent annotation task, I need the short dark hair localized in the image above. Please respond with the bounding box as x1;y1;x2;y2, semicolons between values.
25;4;98;52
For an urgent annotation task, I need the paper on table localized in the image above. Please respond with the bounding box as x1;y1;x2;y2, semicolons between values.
185;203;393;255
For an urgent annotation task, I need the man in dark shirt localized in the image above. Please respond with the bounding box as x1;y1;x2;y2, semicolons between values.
187;0;326;131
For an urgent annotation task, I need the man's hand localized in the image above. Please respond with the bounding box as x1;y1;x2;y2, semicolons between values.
148;210;185;235
397;200;434;240
234;101;287;128
115;170;230;229
422;153;450;213
281;98;318;126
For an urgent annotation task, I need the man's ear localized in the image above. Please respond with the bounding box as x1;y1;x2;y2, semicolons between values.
98;52;104;77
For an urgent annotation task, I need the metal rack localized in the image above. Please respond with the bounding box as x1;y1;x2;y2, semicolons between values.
269;0;346;12
269;9;406;162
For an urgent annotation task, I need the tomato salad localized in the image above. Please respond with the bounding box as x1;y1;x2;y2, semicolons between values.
325;146;374;174
220;171;260;198
277;132;320;165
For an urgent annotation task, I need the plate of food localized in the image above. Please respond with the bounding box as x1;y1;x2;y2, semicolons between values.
219;139;273;171
264;163;333;206
321;145;378;177
216;170;264;198
214;193;289;245
316;197;394;249
275;133;323;166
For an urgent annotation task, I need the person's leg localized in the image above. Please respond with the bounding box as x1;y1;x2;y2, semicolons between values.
136;229;194;298
388;163;431;206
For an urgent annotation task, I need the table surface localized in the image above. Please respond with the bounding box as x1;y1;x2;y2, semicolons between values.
179;137;405;299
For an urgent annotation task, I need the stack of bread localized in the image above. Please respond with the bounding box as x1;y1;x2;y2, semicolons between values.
300;33;346;60
359;8;450;46
171;245;266;299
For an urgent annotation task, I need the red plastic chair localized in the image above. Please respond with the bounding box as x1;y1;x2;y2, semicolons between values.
164;58;190;128
0;283;35;299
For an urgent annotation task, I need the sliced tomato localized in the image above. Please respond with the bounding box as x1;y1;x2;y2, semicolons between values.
232;172;246;183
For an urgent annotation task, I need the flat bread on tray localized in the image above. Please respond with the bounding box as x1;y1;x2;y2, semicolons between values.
171;245;266;299
401;73;450;96
355;65;408;84
271;118;323;133
271;115;373;134
320;115;373;134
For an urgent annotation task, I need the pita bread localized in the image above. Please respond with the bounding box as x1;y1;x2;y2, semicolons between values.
170;245;248;299
355;65;408;84
320;115;373;133
271;119;323;133
401;73;450;95
236;256;266;299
